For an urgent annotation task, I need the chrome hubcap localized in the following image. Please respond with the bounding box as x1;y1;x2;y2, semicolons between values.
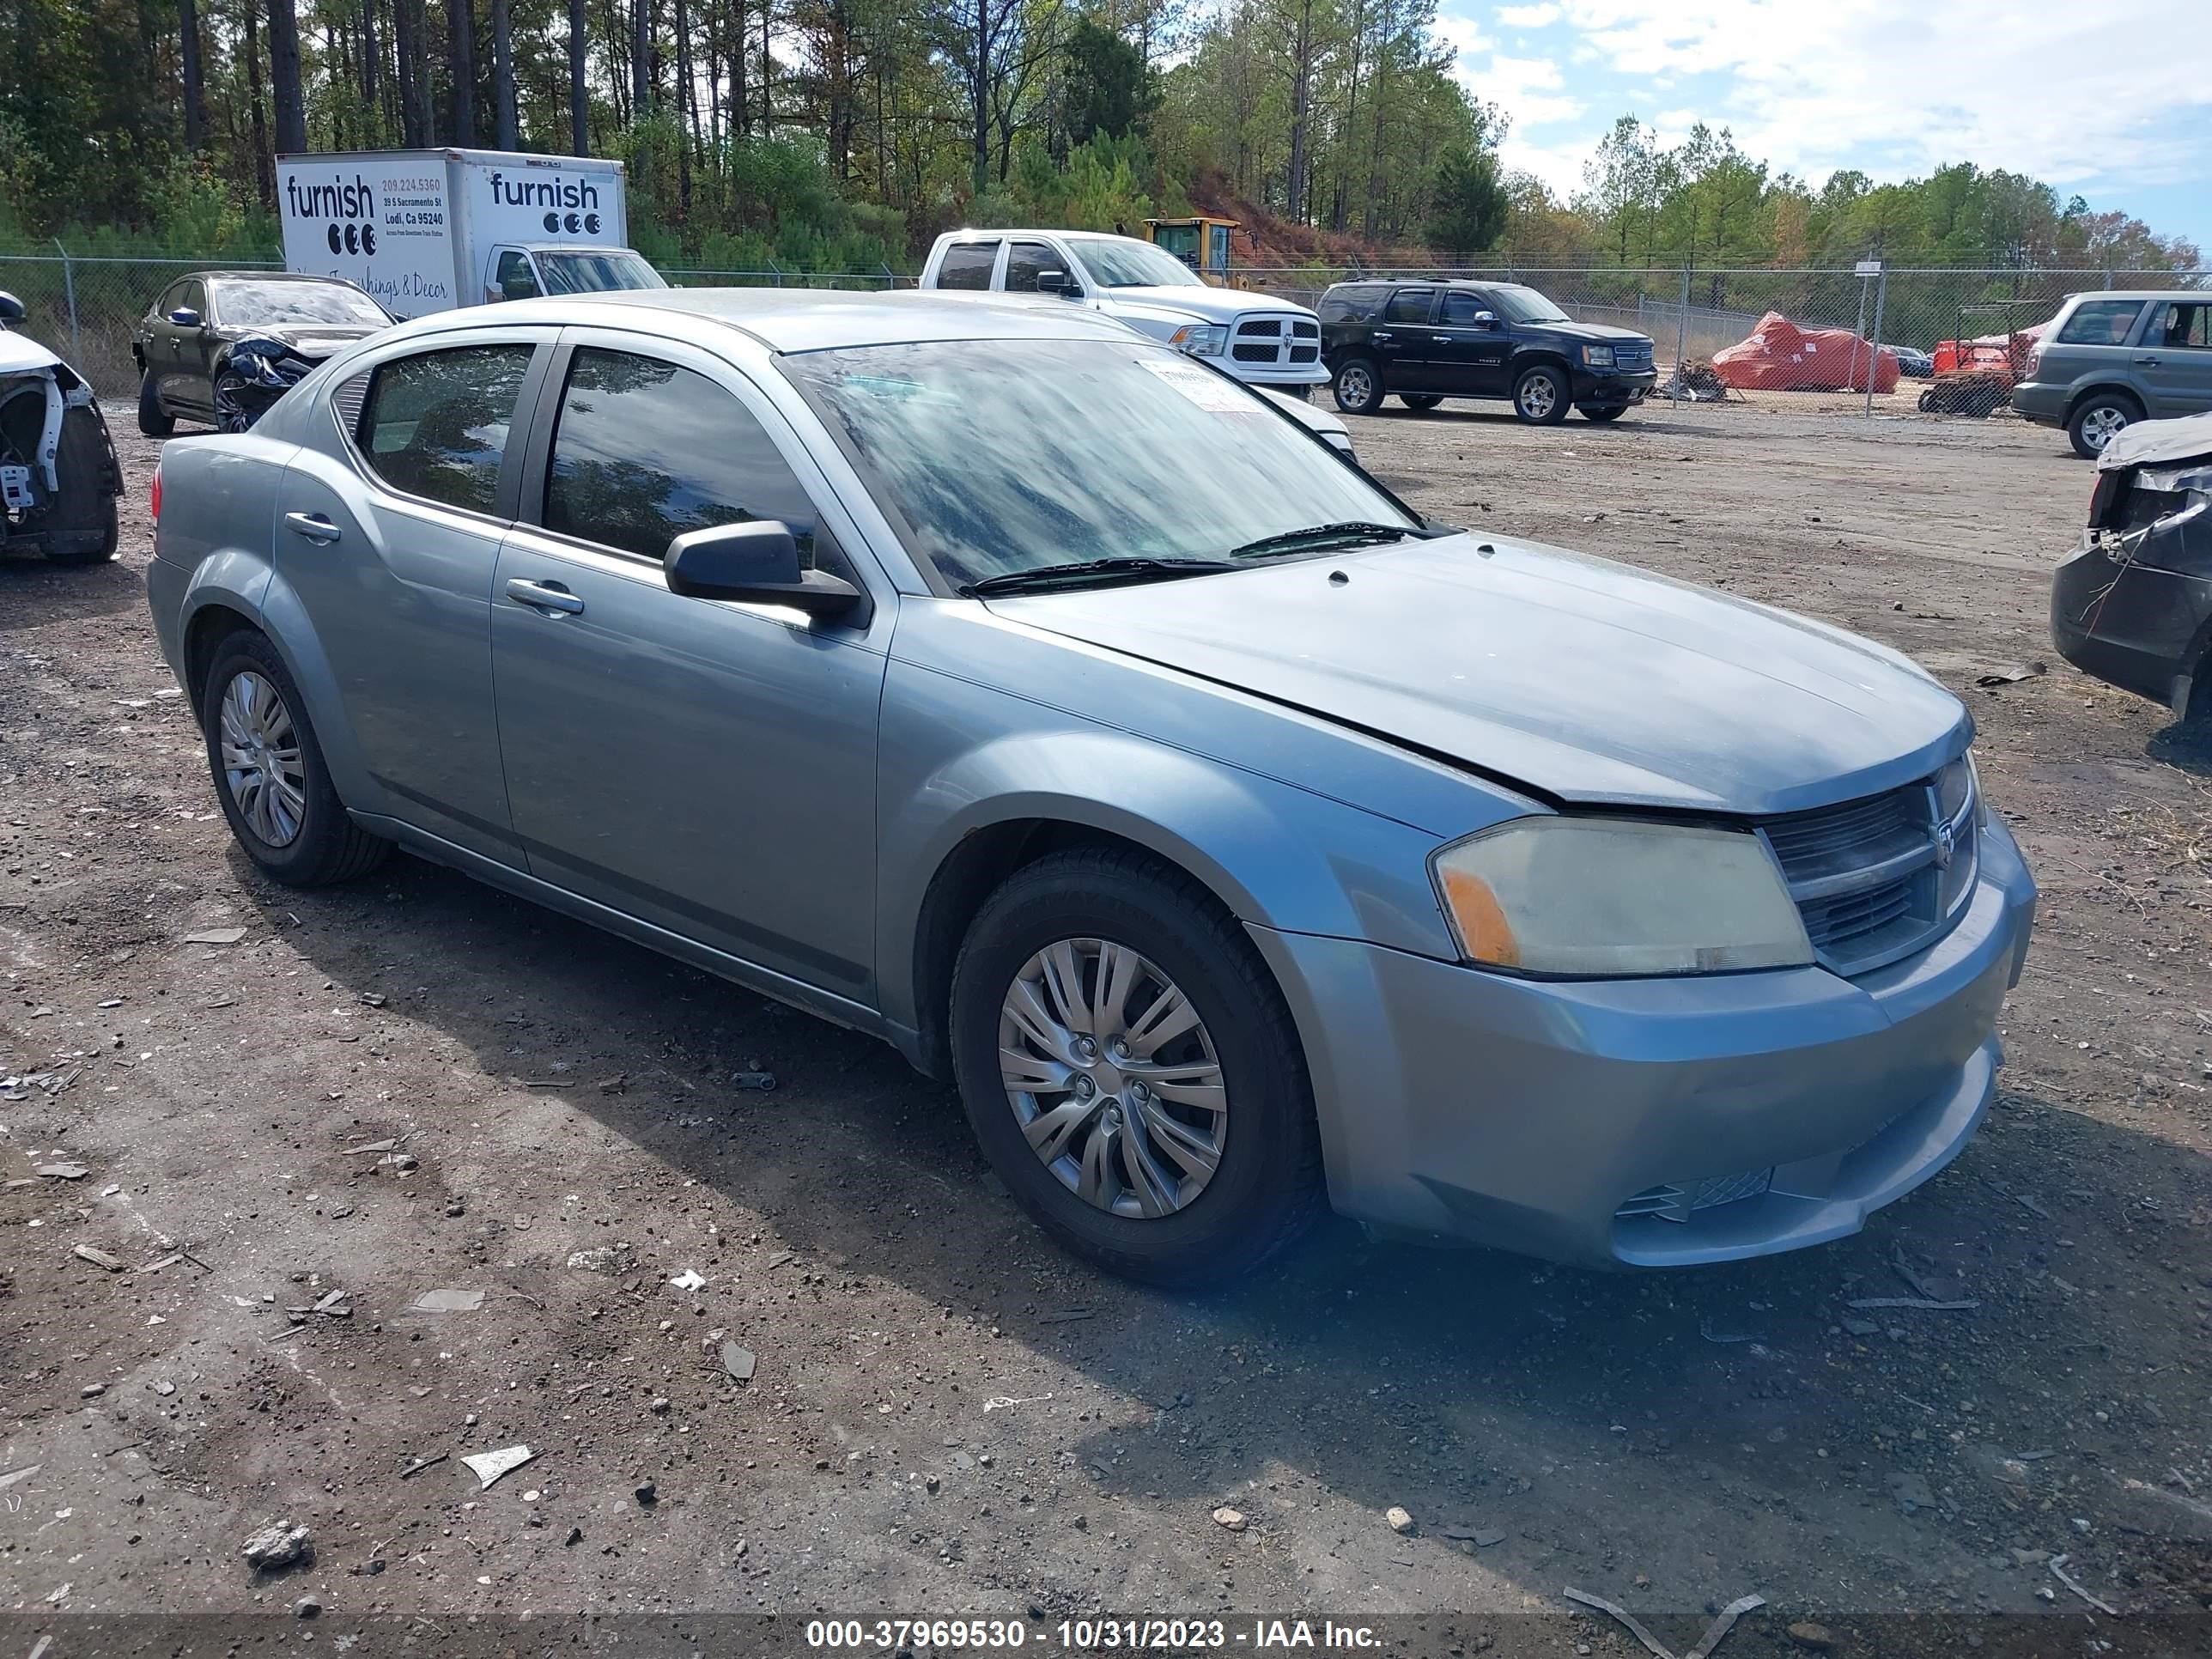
219;671;307;848
2082;406;2128;449
1339;366;1372;407
1521;375;1557;417
997;939;1227;1219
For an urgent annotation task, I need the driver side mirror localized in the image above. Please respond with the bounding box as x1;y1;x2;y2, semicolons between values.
1036;270;1081;300
664;520;863;621
1471;311;1497;327
0;291;23;325
167;307;203;328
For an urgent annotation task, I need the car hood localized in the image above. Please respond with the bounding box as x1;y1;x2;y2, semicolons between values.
1097;285;1312;324
237;323;386;357
0;330;64;374
2100;410;2212;471
1524;320;1653;347
986;532;1966;817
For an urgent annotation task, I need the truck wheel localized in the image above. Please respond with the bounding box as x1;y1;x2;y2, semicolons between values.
1398;394;1443;411
1577;404;1627;422
38;406;120;565
1513;365;1571;424
2068;392;2141;459
137;371;174;437
1331;357;1386;416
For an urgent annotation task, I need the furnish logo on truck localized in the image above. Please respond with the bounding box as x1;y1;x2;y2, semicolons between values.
286;173;380;257
489;171;604;235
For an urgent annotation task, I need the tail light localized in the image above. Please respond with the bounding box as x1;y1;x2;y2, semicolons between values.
149;463;161;526
2024;345;2042;378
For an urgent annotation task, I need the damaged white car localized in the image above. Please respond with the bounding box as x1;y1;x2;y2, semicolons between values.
0;292;122;565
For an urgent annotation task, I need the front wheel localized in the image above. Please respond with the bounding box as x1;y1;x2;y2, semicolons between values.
1331;357;1386;416
949;848;1323;1288
200;630;390;887
1577;404;1627;422
212;371;261;434
1513;364;1571;424
2068;392;2141;459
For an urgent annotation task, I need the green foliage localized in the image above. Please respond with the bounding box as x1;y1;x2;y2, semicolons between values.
1427;144;1508;254
1062;19;1153;146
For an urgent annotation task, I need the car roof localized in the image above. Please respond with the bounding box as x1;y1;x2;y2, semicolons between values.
2064;289;2202;304
193;270;365;285
396;287;1146;355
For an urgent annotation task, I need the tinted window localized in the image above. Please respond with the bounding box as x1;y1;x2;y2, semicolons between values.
155;280;189;319
1439;290;1487;325
936;241;1000;291
1318;284;1386;324
215;279;388;325
1383;288;1436;324
180;279;208;319
495;251;542;301
544;348;819;563
1005;241;1066;293
1490;284;1571;324
2155;301;2209;348
2057;300;2144;345
360;344;535;514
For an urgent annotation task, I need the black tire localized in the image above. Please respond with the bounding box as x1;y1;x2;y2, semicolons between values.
1577;404;1627;422
1331;356;1386;416
1513;363;1571;424
2068;391;2142;459
212;369;258;434
1399;393;1443;411
949;846;1324;1289
38;406;120;565
199;629;389;887
137;369;175;437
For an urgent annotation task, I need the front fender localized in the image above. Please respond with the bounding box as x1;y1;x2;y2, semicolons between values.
872;673;1462;1039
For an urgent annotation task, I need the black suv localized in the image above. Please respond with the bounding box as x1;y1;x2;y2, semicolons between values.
1319;280;1657;423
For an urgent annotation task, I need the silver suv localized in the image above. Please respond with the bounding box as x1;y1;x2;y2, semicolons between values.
2013;289;2212;457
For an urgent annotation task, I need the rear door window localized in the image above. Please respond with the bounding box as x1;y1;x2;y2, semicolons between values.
358;343;536;514
935;241;1000;291
1383;288;1437;324
2057;300;2145;346
542;346;820;563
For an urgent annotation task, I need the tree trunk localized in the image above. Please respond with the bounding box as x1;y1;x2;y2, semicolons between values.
489;0;517;147
360;0;381;144
758;0;771;133
179;0;205;149
268;0;307;155
673;0;694;213
970;2;989;197
632;0;650;117
568;0;589;152
395;0;428;144
243;0;274;205
452;0;477;145
731;0;749;135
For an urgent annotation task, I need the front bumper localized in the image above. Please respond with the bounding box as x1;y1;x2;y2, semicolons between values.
1570;365;1657;406
2052;534;2211;711
1250;814;2037;1267
1212;354;1330;388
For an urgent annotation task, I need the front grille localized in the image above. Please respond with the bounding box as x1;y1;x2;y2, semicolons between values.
1759;759;1978;976
1237;319;1283;337
1617;1167;1775;1222
1291;319;1319;338
1290;346;1319;363
1232;343;1277;362
1613;343;1655;368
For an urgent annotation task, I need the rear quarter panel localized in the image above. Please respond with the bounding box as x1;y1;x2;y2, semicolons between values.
151;434;296;702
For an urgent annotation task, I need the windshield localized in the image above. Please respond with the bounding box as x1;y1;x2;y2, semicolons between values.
1490;284;1571;325
782;339;1416;591
216;280;389;326
537;250;668;295
1068;239;1206;289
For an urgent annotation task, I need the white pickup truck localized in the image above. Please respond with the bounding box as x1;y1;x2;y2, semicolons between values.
917;228;1327;393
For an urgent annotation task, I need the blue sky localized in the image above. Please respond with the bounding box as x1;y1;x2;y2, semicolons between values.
1437;0;2212;258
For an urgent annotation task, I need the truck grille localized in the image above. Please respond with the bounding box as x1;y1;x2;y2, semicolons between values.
1227;313;1318;372
1613;342;1655;370
1758;758;1978;977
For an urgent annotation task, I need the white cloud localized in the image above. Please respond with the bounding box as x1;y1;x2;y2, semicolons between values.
1496;2;1562;22
1457;49;1586;139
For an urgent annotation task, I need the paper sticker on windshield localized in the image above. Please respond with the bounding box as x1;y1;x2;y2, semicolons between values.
1139;356;1255;414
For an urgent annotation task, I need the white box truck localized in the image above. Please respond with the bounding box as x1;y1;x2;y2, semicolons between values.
276;148;664;319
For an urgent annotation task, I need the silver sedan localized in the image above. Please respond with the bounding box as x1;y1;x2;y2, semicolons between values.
145;289;2036;1285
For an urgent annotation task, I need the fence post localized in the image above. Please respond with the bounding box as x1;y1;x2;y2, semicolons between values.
1673;261;1691;400
52;238;82;367
881;263;894;289
1864;265;1888;418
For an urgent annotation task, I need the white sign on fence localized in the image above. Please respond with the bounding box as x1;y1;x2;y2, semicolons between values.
1855;259;1883;276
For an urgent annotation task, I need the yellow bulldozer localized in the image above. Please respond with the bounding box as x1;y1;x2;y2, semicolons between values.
1140;216;1241;283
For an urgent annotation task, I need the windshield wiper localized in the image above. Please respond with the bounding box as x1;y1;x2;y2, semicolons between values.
961;556;1240;597
1228;521;1413;560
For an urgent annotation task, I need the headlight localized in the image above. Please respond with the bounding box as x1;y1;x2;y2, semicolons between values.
1431;817;1813;976
1583;344;1614;368
1170;323;1227;357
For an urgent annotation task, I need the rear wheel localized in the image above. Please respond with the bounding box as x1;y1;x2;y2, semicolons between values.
200;629;389;887
1399;393;1443;411
2068;392;2141;459
137;369;174;437
949;847;1323;1288
1331;356;1385;416
1513;363;1571;424
1577;404;1627;422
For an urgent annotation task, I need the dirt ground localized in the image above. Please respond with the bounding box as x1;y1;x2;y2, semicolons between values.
3;396;2209;1656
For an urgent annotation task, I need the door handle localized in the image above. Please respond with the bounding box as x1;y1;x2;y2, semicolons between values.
283;511;342;544
2133;355;2160;366
1372;331;1394;341
505;577;585;615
